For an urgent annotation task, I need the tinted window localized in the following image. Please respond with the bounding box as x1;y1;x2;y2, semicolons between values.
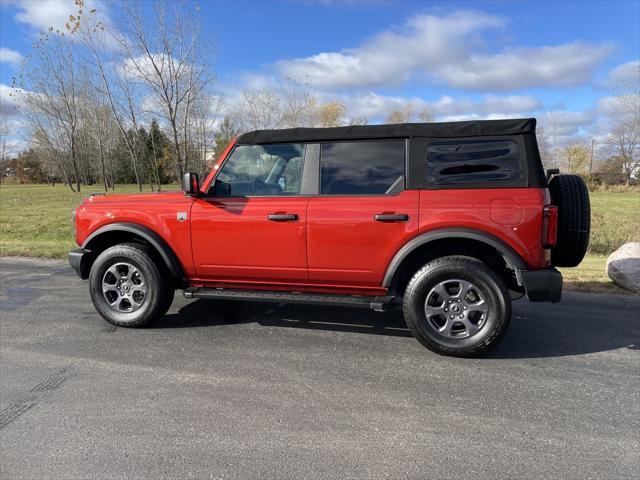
320;141;405;195
213;144;304;196
426;139;521;185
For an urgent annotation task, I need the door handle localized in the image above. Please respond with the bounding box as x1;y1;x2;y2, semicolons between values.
267;213;299;221
374;213;409;222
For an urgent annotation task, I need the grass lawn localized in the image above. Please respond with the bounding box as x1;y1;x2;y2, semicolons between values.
560;255;631;294
1;183;638;293
0;183;177;259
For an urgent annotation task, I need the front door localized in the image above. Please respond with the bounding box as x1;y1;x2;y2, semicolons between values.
191;143;310;284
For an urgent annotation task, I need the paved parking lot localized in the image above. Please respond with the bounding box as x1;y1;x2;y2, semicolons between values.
1;257;639;479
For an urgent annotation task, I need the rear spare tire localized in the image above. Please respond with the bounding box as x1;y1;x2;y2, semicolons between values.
548;174;590;267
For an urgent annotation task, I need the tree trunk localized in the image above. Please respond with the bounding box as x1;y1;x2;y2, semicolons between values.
71;134;81;192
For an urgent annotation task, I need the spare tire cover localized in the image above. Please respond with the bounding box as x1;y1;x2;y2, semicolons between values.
548;174;591;267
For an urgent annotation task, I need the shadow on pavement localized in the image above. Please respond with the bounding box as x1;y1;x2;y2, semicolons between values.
154;299;412;337
153;295;640;359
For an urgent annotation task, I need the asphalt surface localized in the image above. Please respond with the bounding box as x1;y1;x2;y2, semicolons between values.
0;257;639;480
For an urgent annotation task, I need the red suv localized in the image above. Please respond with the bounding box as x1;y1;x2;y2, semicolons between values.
69;118;590;356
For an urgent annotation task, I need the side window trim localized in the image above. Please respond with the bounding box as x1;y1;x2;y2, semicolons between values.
300;143;320;195
207;143;307;197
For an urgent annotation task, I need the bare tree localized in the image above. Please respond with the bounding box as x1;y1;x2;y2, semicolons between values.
234;89;283;131
0;115;7;164
280;78;317;128
71;4;146;190
541;105;564;169
386;103;431;124
606;89;640;184
316;102;346;127
16;31;82;191
118;0;215;179
190;93;222;175
563;143;590;175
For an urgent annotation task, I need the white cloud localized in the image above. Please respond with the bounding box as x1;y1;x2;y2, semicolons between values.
11;0;76;32
318;91;541;122
429;94;541;117
0;47;23;66
607;60;640;86
539;110;593;138
0;84;29;156
0;83;25;117
118;53;190;84
9;0;118;50
277;11;503;90
0;116;29;157
276;11;612;92
437;43;614;91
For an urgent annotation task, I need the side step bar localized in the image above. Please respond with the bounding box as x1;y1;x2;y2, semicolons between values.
183;288;395;312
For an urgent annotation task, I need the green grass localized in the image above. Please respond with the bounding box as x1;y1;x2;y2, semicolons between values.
560;255;631;294
588;192;640;255
0;183;177;259
1;183;638;293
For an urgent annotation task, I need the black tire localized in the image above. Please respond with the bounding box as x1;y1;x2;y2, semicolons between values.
89;243;174;328
548;174;590;267
403;256;511;357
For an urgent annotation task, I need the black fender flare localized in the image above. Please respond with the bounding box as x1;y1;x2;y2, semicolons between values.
82;222;185;278
382;228;527;288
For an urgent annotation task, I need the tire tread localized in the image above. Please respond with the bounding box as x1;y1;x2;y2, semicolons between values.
548;175;590;267
89;242;174;328
403;256;511;357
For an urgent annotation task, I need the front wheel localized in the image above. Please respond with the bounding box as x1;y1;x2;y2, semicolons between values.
403;256;511;357
89;243;174;328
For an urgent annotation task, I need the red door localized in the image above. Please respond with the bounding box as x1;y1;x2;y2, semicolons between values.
190;196;310;284
306;191;419;288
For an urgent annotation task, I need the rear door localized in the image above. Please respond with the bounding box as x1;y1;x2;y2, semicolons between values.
306;140;419;288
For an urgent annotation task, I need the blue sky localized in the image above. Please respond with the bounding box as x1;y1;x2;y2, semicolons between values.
0;0;639;153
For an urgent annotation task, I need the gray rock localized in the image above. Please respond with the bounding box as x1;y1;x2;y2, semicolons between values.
606;242;640;292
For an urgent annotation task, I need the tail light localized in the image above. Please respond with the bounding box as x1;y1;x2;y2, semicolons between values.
542;205;558;248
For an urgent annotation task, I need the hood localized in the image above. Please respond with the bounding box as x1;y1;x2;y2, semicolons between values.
83;190;187;206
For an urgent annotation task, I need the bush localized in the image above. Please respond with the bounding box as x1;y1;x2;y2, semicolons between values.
589;211;639;254
590;183;640;193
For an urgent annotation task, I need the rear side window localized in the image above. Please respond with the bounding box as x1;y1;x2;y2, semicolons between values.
426;139;521;185
320;140;405;195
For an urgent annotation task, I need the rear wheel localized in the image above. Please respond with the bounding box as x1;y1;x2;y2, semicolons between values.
403;256;511;357
89;243;174;328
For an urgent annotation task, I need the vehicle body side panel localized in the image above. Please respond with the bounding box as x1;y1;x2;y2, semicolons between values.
190;196;310;283
306;190;420;287
75;192;196;275
418;188;548;269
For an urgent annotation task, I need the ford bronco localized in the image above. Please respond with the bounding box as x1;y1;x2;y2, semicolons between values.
69;118;590;356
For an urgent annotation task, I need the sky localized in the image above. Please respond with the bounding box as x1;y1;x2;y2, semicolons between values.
0;0;639;156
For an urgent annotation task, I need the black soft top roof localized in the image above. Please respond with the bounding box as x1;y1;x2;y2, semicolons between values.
237;118;536;144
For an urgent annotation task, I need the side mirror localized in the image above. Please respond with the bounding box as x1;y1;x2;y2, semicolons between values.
211;179;231;196
182;172;200;196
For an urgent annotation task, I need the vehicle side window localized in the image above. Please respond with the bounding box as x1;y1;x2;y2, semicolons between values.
320;140;405;195
212;143;305;196
426;139;521;185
